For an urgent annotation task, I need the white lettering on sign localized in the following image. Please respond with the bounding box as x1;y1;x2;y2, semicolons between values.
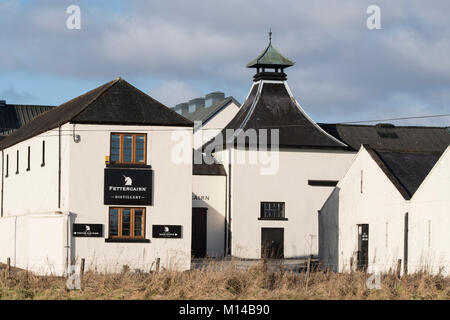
109;186;147;192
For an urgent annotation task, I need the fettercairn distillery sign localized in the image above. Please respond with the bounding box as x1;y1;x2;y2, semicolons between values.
104;168;153;205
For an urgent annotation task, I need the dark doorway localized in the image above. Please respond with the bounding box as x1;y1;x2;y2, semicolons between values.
261;228;284;259
192;208;207;258
357;224;369;272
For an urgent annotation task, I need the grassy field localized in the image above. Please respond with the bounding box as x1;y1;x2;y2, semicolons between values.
0;261;448;300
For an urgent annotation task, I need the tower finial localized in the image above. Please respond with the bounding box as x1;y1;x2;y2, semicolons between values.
269;28;272;43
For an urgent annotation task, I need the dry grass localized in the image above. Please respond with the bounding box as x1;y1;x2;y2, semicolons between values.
0;261;448;300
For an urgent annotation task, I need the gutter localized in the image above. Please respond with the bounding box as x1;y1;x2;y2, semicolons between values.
227;148;232;256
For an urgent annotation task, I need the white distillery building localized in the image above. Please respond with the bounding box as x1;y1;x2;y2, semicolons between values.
200;39;450;261
0;78;194;275
172;93;241;150
319;145;450;275
192;157;227;258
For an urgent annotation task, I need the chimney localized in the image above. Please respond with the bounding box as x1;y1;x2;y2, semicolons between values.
174;103;189;115
188;98;205;113
205;92;225;108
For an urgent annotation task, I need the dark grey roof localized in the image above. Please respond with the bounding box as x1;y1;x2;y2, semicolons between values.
183;97;240;127
0;104;55;135
365;146;441;200
193;162;226;176
0;78;193;150
193;152;226;176
320;123;450;153
204;81;346;150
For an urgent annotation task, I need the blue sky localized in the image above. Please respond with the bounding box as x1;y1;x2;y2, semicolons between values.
1;0;449;126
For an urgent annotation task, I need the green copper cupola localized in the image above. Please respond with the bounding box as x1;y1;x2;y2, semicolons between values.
246;32;295;81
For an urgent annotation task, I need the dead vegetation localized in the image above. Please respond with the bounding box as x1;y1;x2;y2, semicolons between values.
0;261;448;300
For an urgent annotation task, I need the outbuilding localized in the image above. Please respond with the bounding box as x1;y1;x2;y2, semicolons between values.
0;78;194;275
319;145;449;275
202;39;450;262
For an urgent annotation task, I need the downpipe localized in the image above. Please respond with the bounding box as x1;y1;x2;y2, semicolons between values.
63;211;71;276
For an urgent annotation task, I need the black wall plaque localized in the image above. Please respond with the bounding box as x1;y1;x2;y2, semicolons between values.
104;168;153;205
73;224;103;237
152;225;182;238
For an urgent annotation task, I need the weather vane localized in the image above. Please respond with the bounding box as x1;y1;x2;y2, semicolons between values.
269;28;272;42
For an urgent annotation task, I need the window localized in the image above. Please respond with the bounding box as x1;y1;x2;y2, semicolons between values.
108;207;146;239
110;133;146;164
260;202;286;220
5;154;8;177
41;140;45;167
15;150;19;174
27;146;30;171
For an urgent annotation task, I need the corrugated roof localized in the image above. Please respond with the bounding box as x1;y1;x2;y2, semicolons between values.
0;78;193;150
0;104;54;135
320;123;450;153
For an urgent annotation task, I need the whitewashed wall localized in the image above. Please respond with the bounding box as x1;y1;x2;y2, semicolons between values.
409;147;450;275
192;174;227;257
68;124;193;273
0;126;70;274
0;123;193;275
193;101;240;149
320;148;410;274
218;147;355;259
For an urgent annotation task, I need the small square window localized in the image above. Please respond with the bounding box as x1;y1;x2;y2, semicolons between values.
260;202;285;220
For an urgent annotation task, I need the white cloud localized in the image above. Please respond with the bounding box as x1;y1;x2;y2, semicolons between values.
0;0;449;126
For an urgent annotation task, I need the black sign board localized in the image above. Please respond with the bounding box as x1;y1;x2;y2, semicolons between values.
152;225;182;239
73;224;103;237
104;168;153;205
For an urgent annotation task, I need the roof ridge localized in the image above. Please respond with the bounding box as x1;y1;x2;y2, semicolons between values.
367;147;444;156
321;123;448;129
14;78;120;129
256;43;272;65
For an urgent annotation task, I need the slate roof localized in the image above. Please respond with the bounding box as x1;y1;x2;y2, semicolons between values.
193;152;227;176
193;161;227;176
246;42;295;68
0;78;193;150
320;123;450;153
182;96;240;127
0;104;55;135
365;145;442;200
203;81;347;150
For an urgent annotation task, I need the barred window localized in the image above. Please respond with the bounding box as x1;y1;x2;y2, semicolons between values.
260;202;285;219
